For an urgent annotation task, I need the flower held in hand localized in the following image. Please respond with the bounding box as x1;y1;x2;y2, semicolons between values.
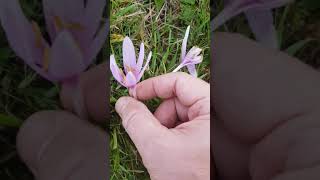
110;37;152;89
173;26;203;77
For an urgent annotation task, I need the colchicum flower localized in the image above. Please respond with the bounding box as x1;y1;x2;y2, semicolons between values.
212;0;294;48
173;26;203;77
110;37;152;89
0;0;108;83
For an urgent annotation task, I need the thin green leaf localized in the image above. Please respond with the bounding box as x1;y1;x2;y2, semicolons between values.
285;38;315;56
0;114;23;128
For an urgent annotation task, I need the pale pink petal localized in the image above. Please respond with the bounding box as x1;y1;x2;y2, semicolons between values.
84;0;106;39
181;25;190;62
42;0;85;39
122;36;136;73
136;43;144;74
85;20;108;65
137;51;152;82
110;55;125;86
0;0;37;63
125;71;137;88
245;9;278;48
187;64;198;77
48;31;85;81
213;0;294;30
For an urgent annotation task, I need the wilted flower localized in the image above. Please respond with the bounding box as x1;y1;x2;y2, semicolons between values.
212;0;294;48
110;37;152;89
0;0;108;83
173;26;203;77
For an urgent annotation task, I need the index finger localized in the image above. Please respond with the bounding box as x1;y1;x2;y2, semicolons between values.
135;72;210;107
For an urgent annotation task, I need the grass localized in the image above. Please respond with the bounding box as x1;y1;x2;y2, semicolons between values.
110;0;210;179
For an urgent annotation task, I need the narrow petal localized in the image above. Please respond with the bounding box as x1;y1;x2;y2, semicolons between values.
122;37;137;73
136;43;144;73
125;71;137;88
0;0;37;63
137;51;152;82
245;9;278;49
184;55;203;66
85;20;108;65
187;64;198;77
83;0;106;39
212;2;242;30
42;0;85;39
181;25;190;62
110;55;125;86
212;0;294;30
48;31;85;81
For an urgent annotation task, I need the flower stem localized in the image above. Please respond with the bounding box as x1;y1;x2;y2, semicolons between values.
172;64;184;73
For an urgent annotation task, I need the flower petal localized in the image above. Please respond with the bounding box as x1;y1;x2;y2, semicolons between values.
245;9;278;48
137;51;152;82
136;43;144;74
212;2;242;30
85;20;108;65
84;0;106;39
212;0;294;30
48;31;85;81
181;25;190;62
122;36;137;73
0;0;37;63
110;54;125;86
125;71;137;88
42;0;85;39
187;64;198;77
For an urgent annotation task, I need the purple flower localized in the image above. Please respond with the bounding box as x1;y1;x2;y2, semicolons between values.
110;37;152;89
212;0;294;48
0;0;108;83
173;26;203;77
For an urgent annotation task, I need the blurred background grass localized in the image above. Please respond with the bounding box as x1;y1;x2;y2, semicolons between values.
110;0;210;179
212;0;320;67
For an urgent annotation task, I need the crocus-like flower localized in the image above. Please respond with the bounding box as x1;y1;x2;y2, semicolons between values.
110;37;152;89
212;0;294;48
173;26;203;77
0;0;108;83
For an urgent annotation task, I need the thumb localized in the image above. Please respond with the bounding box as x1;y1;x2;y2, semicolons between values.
115;97;167;150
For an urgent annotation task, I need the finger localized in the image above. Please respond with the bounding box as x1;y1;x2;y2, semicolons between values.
250;112;320;180
16;111;108;180
60;63;108;122
154;98;189;128
115;97;169;152
272;166;320;180
135;72;210;107
213;32;320;142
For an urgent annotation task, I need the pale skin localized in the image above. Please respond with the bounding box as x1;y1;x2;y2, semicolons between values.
115;72;210;180
16;32;320;180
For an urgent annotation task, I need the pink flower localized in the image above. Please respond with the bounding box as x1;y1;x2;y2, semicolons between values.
110;37;152;88
0;0;107;83
173;26;203;77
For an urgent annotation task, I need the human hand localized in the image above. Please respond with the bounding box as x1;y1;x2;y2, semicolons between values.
115;72;210;180
213;33;320;180
16;63;108;180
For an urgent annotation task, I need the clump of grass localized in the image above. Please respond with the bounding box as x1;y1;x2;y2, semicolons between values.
110;0;210;179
